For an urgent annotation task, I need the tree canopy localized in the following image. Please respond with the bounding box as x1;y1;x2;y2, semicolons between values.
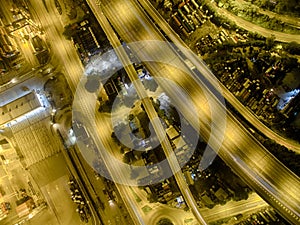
156;218;174;225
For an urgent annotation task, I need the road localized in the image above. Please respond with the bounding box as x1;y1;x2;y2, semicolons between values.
25;1;138;224
146;193;268;224
28;154;92;225
235;0;300;27
200;193;268;222
129;181;268;225
86;1;211;224
137;0;300;154
86;0;300;224
28;0;83;93
206;0;300;44
12;1;103;224
0;0;37;83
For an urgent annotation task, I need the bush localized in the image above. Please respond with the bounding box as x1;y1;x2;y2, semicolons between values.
284;41;300;55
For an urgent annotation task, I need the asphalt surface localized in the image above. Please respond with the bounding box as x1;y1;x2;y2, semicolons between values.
87;0;300;224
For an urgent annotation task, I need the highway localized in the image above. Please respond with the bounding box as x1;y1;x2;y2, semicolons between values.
137;0;300;154
75;87;269;225
80;1;207;223
86;1;212;224
86;0;300;224
92;81;269;225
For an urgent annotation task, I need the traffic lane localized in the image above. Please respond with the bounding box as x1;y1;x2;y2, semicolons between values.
171;66;300;214
101;0;300;213
206;1;300;44
98;0;248;199
94;4;207;223
87;3;203;224
185;81;300;222
73;82;143;225
29;0;83;93
200;194;267;222
101;0;158;41
102;0;298;195
89;0;300;221
137;0;300;153
103;21;300;225
84;3;158;223
146;37;298;219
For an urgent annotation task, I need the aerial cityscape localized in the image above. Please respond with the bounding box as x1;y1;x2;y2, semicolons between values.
0;0;299;225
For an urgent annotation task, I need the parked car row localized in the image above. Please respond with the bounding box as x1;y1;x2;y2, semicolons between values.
68;178;91;223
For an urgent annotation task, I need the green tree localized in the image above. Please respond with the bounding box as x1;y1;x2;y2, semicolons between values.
285;41;300;55
62;24;77;40
156;218;174;225
147;193;158;203
265;35;275;50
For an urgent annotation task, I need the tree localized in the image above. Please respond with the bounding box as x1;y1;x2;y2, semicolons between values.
147;193;158;203
156;218;174;225
62;24;77;40
281;56;298;70
285;41;300;55
265;35;275;50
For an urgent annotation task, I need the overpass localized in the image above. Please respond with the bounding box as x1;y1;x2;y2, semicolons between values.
85;0;300;224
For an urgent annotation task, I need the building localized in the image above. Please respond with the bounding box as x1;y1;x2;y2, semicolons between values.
72;20;100;62
166;125;180;140
214;187;229;201
0;92;42;127
0;27;18;58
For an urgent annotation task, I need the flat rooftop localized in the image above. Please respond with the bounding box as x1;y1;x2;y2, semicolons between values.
0;91;42;126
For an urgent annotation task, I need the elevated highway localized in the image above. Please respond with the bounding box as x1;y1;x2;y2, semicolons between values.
137;0;300;154
86;0;300;224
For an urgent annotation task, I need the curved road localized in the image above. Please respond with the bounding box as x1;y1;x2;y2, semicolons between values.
235;0;300;27
88;0;300;224
207;0;300;43
137;0;300;155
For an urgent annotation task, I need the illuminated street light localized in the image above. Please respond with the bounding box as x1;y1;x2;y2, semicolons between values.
10;78;17;83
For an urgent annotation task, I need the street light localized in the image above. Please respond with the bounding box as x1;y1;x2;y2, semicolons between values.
10;78;17;83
